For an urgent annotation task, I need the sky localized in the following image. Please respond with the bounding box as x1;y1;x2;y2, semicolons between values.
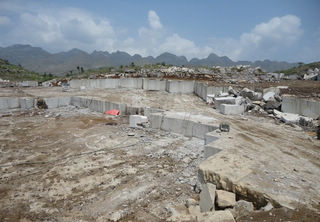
0;0;319;63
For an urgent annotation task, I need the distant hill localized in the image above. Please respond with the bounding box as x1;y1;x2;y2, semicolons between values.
0;58;55;82
276;61;320;75
0;44;298;74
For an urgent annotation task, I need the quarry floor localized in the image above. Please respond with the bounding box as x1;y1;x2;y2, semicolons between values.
0;87;319;221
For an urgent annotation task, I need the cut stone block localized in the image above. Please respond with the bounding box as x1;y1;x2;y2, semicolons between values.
129;115;148;128
19;98;34;109
204;131;220;145
216;190;236;208
214;97;235;110
200;183;216;212
220;104;244;115
149;111;218;139
204;144;222;159
263;91;275;101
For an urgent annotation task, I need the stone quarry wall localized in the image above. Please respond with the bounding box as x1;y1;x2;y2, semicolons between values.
70;78;196;94
194;82;229;101
70;78;230;101
282;95;320;119
3;78;320;119
149;111;218;139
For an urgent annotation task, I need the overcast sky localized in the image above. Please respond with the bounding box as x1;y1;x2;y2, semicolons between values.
0;0;319;62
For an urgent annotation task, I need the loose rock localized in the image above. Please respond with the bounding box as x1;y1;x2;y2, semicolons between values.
200;183;216;212
216;190;236;208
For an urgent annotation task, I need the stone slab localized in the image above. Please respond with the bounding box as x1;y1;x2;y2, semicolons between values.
200;183;216;212
282;95;320;119
220;104;244;115
214;97;236;110
119;78;143;89
166;80;195;93
149;111;218;139
142;79;166;91
129;115;148;128
216;190;236;208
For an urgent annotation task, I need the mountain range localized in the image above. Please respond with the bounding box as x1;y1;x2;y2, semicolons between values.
0;44;298;74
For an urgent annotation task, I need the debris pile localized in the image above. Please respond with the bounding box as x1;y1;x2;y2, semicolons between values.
169;182;272;221
212;85;317;130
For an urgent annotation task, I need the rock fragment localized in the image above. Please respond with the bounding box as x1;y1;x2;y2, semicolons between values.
199;183;216;212
216;190;236;208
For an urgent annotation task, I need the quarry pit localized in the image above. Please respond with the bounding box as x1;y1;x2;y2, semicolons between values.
0;78;319;221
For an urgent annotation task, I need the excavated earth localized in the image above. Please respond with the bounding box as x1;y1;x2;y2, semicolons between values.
0;86;319;221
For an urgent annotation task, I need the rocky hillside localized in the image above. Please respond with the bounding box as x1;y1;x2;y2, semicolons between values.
0;58;55;82
277;61;320;75
0;44;298;74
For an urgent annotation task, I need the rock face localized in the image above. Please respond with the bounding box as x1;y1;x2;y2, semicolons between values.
200;183;217;212
216;190;236;208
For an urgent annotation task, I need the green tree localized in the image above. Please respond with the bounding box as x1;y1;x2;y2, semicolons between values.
130;62;135;67
80;67;84;73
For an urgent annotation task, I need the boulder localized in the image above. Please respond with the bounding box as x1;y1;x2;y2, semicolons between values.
265;98;281;110
298;116;313;128
235;96;245;105
240;88;262;101
274;94;282;102
244;98;254;110
273;110;300;124
228;86;238;96
230;200;254;218
263;87;280;96
253;92;263;101
263;91;275;101
200;183;216;212
240;88;255;100
216;190;236;208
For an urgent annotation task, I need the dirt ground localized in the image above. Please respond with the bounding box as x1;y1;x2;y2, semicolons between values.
0;107;204;221
0;86;319;221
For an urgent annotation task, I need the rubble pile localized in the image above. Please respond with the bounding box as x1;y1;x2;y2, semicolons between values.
212;85;316;129
169;182;274;221
303;68;320;81
86;65;267;83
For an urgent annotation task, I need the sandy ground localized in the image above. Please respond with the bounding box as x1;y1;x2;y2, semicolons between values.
0;86;319;221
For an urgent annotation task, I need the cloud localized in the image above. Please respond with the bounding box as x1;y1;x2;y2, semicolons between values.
148;10;162;30
0;5;116;52
159;34;212;58
210;15;303;61
0;4;211;59
4;2;307;62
